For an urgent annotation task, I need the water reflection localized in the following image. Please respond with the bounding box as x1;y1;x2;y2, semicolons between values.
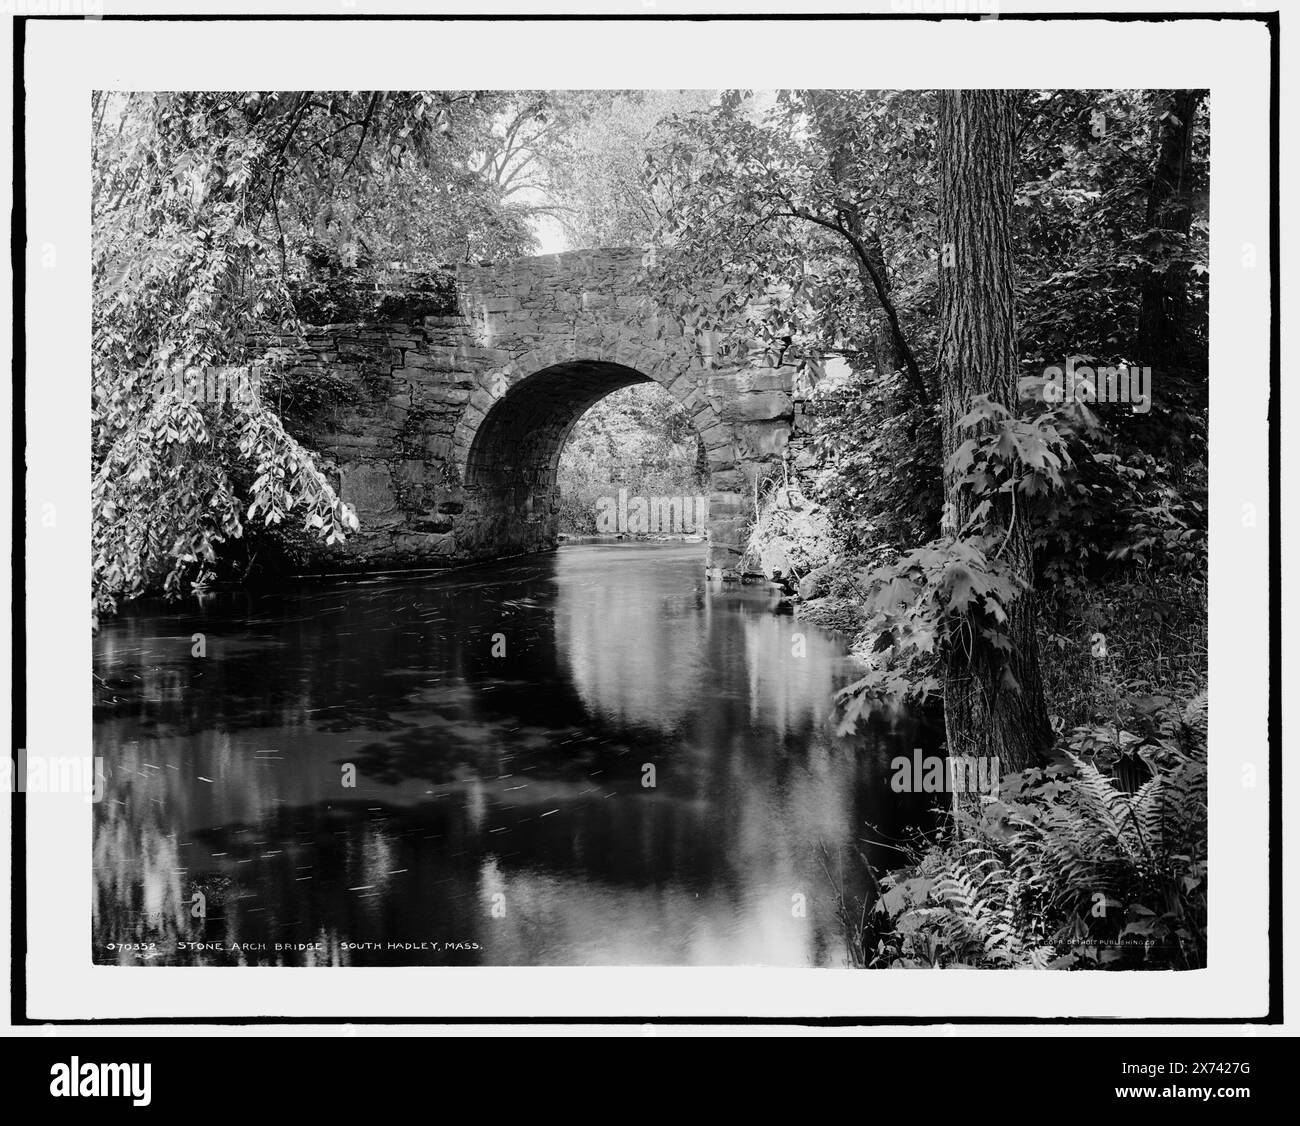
93;543;942;966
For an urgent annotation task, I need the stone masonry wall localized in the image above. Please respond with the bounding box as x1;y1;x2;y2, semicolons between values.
259;247;796;578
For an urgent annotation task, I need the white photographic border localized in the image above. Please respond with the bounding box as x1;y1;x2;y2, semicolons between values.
10;6;1277;1023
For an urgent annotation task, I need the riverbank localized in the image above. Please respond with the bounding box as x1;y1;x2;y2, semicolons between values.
739;482;1208;970
822;563;1208;970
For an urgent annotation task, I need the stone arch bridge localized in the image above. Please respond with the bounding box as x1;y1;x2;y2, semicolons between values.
265;247;805;579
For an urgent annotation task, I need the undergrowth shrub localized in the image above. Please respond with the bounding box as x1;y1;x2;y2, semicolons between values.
740;481;832;581
849;692;1207;970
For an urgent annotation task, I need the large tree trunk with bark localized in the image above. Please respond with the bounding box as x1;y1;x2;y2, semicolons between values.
936;90;1053;778
1134;90;1207;468
1137;90;1205;373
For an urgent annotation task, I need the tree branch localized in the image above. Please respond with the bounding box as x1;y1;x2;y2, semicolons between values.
340;92;380;182
785;206;931;406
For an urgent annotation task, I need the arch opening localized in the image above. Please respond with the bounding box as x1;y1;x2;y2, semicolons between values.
462;359;722;563
555;382;710;538
465;361;651;494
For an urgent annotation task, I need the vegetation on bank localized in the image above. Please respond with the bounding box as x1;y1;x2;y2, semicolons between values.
861;693;1207;969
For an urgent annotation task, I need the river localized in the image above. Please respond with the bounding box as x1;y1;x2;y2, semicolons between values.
92;542;943;967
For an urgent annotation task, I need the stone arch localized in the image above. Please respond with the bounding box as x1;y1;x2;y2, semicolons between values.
454;343;743;572
452;339;730;480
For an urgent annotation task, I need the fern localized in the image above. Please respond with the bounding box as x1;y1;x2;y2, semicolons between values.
871;694;1206;970
1008;703;1207;967
888;843;1053;968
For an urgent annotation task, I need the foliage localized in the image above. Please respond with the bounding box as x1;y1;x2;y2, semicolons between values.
338;142;536;270
865;692;1207;969
1013;91;1209;424
809;367;941;555
1010;88;1209;584
646;90;939;393
267;91;543;269
832;392;1088;724
92;91;544;612
537;90;716;249
741;482;833;582
1037;570;1208;733
648;87;1209;595
875;841;1057;969
555;384;706;536
1015;370;1207;588
828;374;1204;726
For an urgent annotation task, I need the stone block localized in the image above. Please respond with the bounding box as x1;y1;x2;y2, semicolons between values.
736;390;793;420
709;469;746;493
393;531;458;556
698;422;731;449
417;386;471;408
410;515;455;534
738;422;790;457
425;435;455;462
792;407;816;434
340;461;397;514
395;459;427;486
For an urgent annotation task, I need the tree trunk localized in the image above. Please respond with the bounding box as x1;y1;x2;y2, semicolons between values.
936;90;1053;779
1136;90;1204;373
851;223;901;384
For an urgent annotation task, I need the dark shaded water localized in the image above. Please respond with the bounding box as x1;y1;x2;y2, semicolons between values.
93;542;942;967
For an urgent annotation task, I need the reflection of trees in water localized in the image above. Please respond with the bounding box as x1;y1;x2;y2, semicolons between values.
93;584;489;737
93;782;769;965
94;779;187;963
92;547;945;966
554;568;710;735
